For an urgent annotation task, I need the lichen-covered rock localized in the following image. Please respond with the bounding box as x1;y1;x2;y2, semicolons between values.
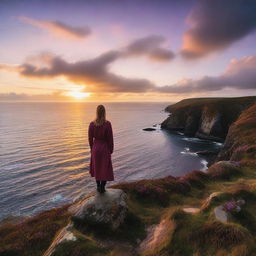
69;189;128;230
214;206;229;223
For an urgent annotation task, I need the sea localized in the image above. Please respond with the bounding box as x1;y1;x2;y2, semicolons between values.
0;102;223;220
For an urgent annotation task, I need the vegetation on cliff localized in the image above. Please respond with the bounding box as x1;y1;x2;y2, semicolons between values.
217;104;256;165
0;99;255;256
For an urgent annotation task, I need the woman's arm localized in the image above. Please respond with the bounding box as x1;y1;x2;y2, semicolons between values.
88;122;94;151
107;122;114;154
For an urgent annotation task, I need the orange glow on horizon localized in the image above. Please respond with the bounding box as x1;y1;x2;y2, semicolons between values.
66;90;91;100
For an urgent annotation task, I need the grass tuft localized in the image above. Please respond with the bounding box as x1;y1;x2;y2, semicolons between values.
195;221;251;249
207;161;241;180
182;170;209;188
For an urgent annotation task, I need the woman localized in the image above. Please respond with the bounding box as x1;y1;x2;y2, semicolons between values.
88;105;114;193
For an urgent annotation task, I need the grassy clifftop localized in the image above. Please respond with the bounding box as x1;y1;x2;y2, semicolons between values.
0;101;256;256
164;96;256;113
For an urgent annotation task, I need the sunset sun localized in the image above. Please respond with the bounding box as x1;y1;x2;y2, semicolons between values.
68;91;90;100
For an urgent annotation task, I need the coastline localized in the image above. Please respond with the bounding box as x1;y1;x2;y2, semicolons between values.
0;102;216;221
1;96;256;256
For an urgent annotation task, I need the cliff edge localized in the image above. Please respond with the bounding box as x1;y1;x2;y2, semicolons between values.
161;96;256;142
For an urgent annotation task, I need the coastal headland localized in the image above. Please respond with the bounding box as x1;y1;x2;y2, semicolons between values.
1;96;256;256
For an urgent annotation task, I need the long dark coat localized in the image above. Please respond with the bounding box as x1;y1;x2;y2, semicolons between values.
88;120;114;181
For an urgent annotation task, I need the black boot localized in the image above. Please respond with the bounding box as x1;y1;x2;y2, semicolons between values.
96;180;101;193
100;181;106;193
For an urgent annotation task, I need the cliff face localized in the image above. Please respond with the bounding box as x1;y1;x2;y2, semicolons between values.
161;96;256;142
217;103;256;163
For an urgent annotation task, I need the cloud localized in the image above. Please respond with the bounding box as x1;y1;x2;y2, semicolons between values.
181;0;256;58
157;56;256;93
24;52;57;66
16;51;155;93
0;92;69;101
125;35;175;61
0;63;19;72
0;34;175;94
1;51;255;95
19;16;91;39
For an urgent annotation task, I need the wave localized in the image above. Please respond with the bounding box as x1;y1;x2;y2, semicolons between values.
180;147;198;156
213;142;223;146
48;194;67;203
200;159;208;171
182;137;209;143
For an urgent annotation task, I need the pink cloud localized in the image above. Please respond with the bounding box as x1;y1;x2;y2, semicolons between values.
19;16;91;39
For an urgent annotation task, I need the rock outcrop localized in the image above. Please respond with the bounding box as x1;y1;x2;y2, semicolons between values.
69;188;128;230
161;96;256;142
43;189;128;256
214;206;229;223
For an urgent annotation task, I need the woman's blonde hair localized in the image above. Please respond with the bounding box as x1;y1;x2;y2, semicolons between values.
94;105;106;126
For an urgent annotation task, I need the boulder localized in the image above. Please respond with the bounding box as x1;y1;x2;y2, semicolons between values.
214;206;229;223
69;189;128;230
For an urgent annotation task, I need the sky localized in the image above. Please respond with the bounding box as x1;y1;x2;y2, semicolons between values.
0;0;256;102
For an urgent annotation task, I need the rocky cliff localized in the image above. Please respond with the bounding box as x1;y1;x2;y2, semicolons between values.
161;96;256;142
217;103;256;163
